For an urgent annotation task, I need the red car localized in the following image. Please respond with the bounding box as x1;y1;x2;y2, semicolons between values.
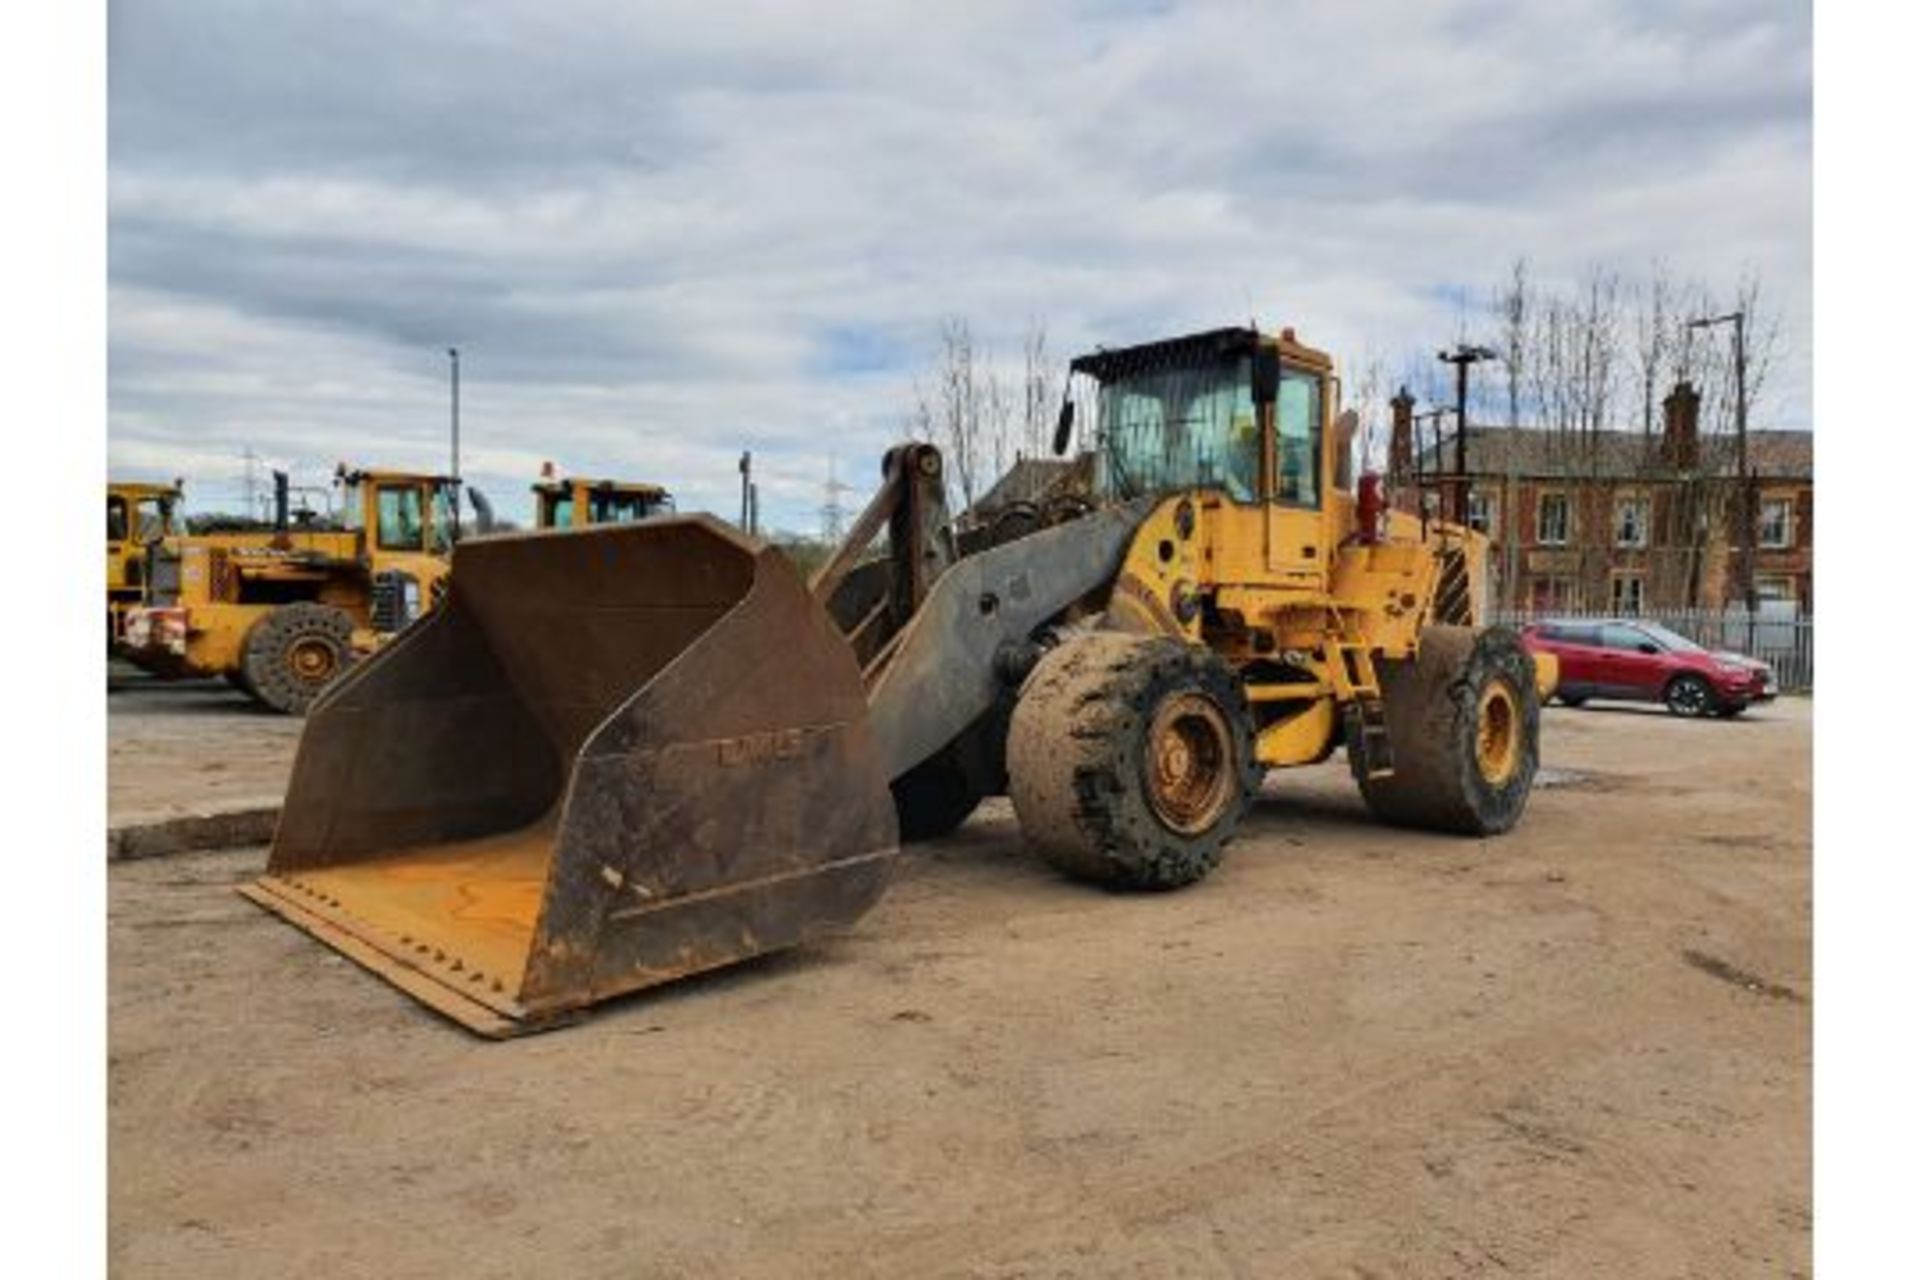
1520;618;1777;718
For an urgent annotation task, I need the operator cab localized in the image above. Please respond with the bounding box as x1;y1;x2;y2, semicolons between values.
1065;327;1335;510
336;467;457;555
533;475;675;530
108;485;184;546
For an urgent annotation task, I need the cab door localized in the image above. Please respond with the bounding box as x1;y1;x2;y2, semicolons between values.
1261;363;1327;581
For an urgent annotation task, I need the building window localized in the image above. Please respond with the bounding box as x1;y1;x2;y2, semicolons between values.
1754;574;1797;604
1537;492;1570;546
1757;496;1794;548
1467;490;1497;535
1529;575;1574;612
1610;573;1645;615
1613;495;1649;548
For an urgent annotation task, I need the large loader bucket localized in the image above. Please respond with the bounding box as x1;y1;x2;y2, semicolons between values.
241;516;899;1036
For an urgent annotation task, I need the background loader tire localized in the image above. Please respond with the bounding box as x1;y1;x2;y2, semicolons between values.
1008;632;1260;890
241;603;355;715
1358;626;1539;836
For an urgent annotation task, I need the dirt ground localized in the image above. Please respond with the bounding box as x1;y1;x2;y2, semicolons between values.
107;665;302;825
109;698;1811;1279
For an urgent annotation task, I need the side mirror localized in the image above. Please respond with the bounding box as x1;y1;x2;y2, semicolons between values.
1051;399;1075;456
1637;642;1659;655
1251;348;1281;404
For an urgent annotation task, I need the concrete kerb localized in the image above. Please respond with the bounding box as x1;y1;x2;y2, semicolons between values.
108;801;281;861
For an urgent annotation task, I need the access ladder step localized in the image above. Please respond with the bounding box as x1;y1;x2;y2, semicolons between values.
1346;698;1395;780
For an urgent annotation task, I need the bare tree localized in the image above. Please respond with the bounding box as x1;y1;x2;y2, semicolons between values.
1631;258;1675;445
1020;319;1056;460
908;317;1019;514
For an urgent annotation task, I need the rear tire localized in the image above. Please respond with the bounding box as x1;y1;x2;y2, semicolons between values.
241;603;355;715
1557;693;1587;708
1664;674;1716;718
1358;626;1540;836
1008;633;1259;890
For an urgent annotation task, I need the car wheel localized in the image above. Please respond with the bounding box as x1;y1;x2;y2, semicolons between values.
1558;693;1587;708
1663;674;1716;719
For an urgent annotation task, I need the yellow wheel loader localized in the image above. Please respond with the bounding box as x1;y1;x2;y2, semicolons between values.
531;470;674;528
106;481;184;645
245;324;1557;1036
121;467;456;714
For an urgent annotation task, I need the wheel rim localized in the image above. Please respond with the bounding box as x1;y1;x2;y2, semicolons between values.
1144;692;1235;834
1475;680;1521;786
286;635;339;685
1669;679;1707;715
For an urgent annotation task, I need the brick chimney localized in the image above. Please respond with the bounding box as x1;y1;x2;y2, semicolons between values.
1389;387;1415;478
1662;380;1701;471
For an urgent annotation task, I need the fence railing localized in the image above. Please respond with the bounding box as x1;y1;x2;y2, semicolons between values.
1490;606;1814;692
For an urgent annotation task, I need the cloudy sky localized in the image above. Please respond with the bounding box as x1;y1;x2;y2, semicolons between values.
109;0;1811;531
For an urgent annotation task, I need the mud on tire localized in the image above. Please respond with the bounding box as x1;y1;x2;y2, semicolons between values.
1008;632;1260;890
1358;625;1539;836
241;602;356;715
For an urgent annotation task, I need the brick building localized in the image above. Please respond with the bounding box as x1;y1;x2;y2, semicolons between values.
1391;384;1813;615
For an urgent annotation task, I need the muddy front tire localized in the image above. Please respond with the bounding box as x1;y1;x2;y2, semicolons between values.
241;603;356;715
1008;632;1260;890
1358;626;1539;836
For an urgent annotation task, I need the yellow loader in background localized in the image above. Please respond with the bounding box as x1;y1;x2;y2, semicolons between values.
246;323;1556;1036
121;466;457;713
531;467;674;528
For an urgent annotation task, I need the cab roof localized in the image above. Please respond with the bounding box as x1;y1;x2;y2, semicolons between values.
532;476;669;497
1069;325;1332;383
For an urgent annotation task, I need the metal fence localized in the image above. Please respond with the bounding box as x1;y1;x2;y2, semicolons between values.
1491;606;1814;692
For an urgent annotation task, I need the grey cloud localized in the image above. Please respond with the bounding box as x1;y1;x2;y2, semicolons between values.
109;0;1811;532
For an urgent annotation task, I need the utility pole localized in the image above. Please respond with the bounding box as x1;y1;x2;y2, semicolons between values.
1437;344;1499;525
242;447;260;521
448;347;462;539
738;451;753;531
1686;311;1754;627
821;455;852;544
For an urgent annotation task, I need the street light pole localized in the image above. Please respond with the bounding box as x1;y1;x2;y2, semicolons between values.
1437;344;1499;525
448;346;462;539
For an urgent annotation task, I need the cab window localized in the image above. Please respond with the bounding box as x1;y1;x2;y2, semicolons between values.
107;497;129;542
589;491;663;525
542;493;575;528
376;485;426;551
1275;370;1322;508
428;485;454;553
1098;357;1260;502
134;497;177;541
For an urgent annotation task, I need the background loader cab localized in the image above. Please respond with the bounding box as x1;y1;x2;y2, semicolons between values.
106;480;183;644
120;466;455;713
532;471;674;529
